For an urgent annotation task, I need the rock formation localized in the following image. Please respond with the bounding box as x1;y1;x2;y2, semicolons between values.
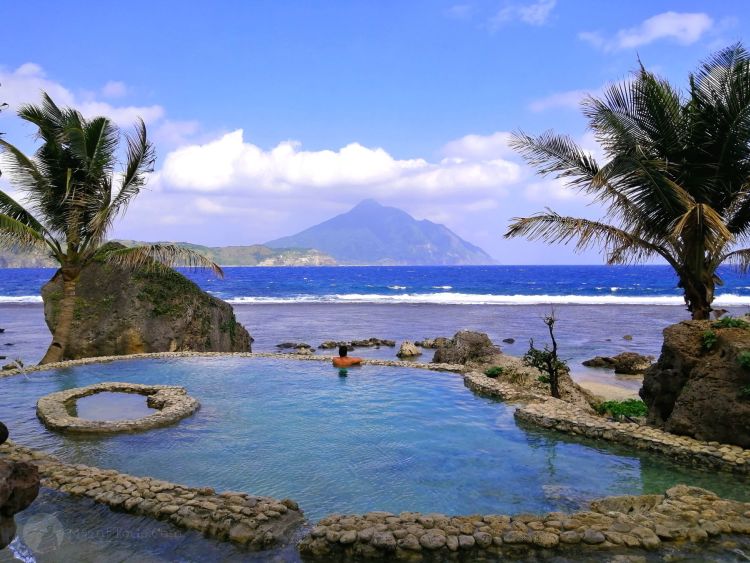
41;248;252;360
640;320;750;448
432;331;500;365
583;352;654;374
0;423;40;549
415;337;448;349
396;341;421;358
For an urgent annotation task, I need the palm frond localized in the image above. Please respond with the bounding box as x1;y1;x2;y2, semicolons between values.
0;212;47;250
99;244;223;277
722;247;750;273
504;210;673;266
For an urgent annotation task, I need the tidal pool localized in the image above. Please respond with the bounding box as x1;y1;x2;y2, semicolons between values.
0;357;747;523
68;391;155;421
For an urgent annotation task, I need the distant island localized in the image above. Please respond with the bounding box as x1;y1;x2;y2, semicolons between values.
0;243;336;268
266;199;495;266
0;200;495;267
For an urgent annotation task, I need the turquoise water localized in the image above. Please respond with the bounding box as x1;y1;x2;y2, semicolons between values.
1;357;747;522
71;392;155;421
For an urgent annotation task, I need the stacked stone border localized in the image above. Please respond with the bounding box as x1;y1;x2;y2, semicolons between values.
0;441;303;550
36;382;200;433
0;351;466;379
515;398;750;474
465;370;750;474
298;485;750;560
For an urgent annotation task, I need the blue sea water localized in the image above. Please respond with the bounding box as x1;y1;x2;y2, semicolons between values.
3;264;750;305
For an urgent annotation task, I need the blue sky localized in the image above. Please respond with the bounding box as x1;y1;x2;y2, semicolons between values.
0;0;746;263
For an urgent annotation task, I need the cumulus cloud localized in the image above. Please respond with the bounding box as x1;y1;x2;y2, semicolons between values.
491;0;556;28
156;129;522;200
580;11;713;52
0;63;164;126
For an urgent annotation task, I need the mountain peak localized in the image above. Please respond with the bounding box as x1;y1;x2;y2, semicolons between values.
266;201;495;266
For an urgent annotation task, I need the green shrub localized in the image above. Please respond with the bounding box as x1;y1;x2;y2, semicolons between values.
702;329;718;351
712;316;750;330
596;399;648;419
537;375;550;384
737;351;750;369
739;385;750;399
484;366;504;378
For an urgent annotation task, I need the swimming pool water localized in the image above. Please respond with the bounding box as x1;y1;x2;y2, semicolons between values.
0;357;746;521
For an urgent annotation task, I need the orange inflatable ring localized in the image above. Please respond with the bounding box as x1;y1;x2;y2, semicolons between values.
332;357;362;368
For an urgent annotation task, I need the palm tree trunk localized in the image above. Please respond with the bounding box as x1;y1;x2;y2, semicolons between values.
39;268;79;365
681;275;715;321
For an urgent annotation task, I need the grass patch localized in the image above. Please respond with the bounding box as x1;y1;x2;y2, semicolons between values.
702;329;718;351
712;316;750;330
596;399;647;420
737;351;750;370
484;366;504;378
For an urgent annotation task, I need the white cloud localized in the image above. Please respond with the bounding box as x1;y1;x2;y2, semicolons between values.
491;0;556;28
0;63;164;126
157;129;522;200
580;11;713;52
440;132;515;159
101;80;128;98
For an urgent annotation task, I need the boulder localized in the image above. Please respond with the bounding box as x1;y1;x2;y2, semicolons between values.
502;338;516;344
432;331;500;365
41;246;252;360
396;341;422;358
276;342;312;351
318;341;354;351
415;337;448;349
0;459;40;550
350;338;396;347
640;320;750;448
582;353;653;374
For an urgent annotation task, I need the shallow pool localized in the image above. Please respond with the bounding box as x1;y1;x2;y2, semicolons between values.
1;357;747;521
70;391;155;421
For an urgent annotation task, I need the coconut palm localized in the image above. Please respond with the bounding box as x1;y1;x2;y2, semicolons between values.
505;44;750;320
0;93;222;364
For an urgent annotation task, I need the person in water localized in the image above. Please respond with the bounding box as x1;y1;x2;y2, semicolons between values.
332;345;363;368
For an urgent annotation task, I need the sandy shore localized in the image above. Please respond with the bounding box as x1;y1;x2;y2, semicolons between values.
577;380;642;400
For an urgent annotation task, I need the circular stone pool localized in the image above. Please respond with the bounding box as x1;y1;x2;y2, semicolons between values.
1;357;748;521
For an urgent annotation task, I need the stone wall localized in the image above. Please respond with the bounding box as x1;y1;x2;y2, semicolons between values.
298;485;750;560
0;441;302;550
515;399;750;474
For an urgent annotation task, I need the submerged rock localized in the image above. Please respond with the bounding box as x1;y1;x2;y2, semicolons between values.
396;341;422;358
41;246;252;360
640;320;750;448
502;338;516;344
432;331;500;365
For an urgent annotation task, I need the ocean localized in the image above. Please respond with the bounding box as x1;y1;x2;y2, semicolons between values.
2;265;750;391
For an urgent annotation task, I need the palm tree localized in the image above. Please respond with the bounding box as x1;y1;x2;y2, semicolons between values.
0;93;222;364
505;44;750;320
